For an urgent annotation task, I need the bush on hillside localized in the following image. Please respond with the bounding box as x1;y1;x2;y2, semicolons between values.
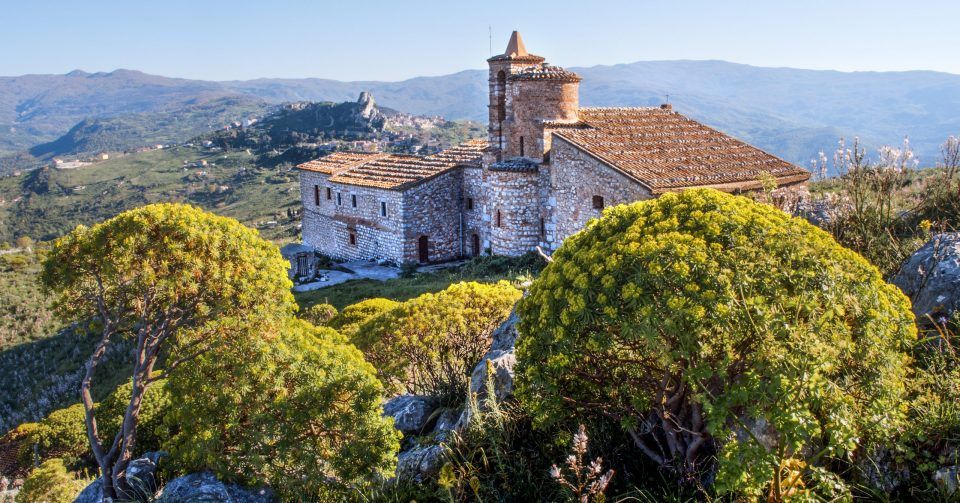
302;303;338;326
29;404;88;463
329;298;400;337
96;379;171;456
516;189;917;498
164;318;400;499
15;458;90;503
352;281;521;402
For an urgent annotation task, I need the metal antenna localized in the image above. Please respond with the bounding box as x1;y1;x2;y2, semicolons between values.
665;93;670;104
489;26;492;55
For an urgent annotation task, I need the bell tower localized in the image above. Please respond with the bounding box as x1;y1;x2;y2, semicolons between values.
487;31;544;157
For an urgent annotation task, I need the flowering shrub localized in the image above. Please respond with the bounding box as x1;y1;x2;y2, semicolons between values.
15;458;90;503
351;281;521;402
516;189;916;497
329;298;400;337
163;318;400;499
549;425;614;503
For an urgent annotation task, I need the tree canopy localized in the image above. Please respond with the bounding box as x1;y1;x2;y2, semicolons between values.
515;189;917;497
164;318;400;498
40;203;294;499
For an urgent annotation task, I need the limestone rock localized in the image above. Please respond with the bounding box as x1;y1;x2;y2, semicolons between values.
155;472;274;503
74;451;166;503
893;233;960;320
857;448;910;495
455;309;520;430
396;444;446;482
934;465;960;495
383;395;439;435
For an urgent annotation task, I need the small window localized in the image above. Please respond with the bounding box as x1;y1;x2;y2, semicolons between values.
592;195;604;210
380;201;387;217
313;185;320;206
351;194;357;208
326;187;332;200
519;136;525;156
496;210;502;228
337;192;342;206
540;218;545;238
466;197;474;210
349;232;356;246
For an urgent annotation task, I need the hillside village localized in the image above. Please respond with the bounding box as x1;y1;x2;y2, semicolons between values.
0;24;959;503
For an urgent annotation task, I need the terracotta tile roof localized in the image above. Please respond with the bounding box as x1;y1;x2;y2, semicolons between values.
295;139;488;190
550;107;811;193
296;151;386;175
510;64;581;83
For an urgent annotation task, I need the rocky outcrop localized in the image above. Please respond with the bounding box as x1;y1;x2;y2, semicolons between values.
383;395;439;435
74;451;166;503
388;307;522;482
893;233;960;321
934;465;960;496
155;472;274;503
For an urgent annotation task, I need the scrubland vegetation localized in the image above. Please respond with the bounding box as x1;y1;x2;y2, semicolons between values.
3;135;960;502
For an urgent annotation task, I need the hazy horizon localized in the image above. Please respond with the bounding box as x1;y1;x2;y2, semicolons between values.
4;0;960;81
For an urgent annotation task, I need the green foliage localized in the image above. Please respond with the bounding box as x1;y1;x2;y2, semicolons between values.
294;253;543;312
39;203;295;497
29;404;88;462
301;302;338;326
516;189;916;498
164;318;400;499
894;313;960;498
328;298;400;337
96;379;172;455
15;458;91;503
352;281;521;402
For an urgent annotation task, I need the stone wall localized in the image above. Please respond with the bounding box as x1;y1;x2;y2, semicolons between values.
299;170;405;263
462;166;488;256
487;167;542;256
549;135;652;243
504;79;579;160
402;169;464;263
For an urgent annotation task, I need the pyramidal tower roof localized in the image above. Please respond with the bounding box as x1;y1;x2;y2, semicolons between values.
505;31;527;57
488;31;545;63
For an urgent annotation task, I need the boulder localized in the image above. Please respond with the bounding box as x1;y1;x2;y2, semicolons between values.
395;444;446;482
455;310;520;430
74;451;167;503
383;395;439;435
934;465;960;495
155;472;274;503
431;408;462;442
893;233;960;321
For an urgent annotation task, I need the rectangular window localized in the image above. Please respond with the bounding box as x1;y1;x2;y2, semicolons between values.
313;185;320;206
496;210;502;228
349;233;356;246
466;197;474;210
337;192;342;206
380;201;387;217
351;194;357;208
592;195;605;210
326;187;332;200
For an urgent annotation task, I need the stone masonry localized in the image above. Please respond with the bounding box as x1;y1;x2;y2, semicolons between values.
296;31;810;264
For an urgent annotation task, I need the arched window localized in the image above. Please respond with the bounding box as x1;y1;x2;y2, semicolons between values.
592;195;604;209
496;210;502;228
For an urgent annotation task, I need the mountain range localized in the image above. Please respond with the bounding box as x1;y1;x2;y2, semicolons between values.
3;61;960;168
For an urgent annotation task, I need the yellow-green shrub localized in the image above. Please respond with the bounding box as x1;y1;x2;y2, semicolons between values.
330;298;399;337
516;189;916;498
96;379;171;455
164;318;400;499
302;302;338;326
30;404;88;461
352;281;521;401
15;458;90;503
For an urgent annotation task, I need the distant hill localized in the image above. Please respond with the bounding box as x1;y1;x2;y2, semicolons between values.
27;96;271;159
3;61;960;168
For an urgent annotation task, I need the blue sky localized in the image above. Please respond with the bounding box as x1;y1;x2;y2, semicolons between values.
2;0;959;81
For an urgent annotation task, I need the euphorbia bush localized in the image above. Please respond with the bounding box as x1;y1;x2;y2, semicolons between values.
352;281;521;401
515;189;916;497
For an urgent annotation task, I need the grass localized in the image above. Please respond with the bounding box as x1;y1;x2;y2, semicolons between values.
295;254;546;311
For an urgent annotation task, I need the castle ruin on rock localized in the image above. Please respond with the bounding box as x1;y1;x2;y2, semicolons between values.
296;31;810;264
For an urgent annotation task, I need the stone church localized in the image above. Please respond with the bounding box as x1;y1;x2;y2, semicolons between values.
297;32;810;264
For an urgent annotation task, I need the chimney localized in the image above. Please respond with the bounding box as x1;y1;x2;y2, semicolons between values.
660;103;672;110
